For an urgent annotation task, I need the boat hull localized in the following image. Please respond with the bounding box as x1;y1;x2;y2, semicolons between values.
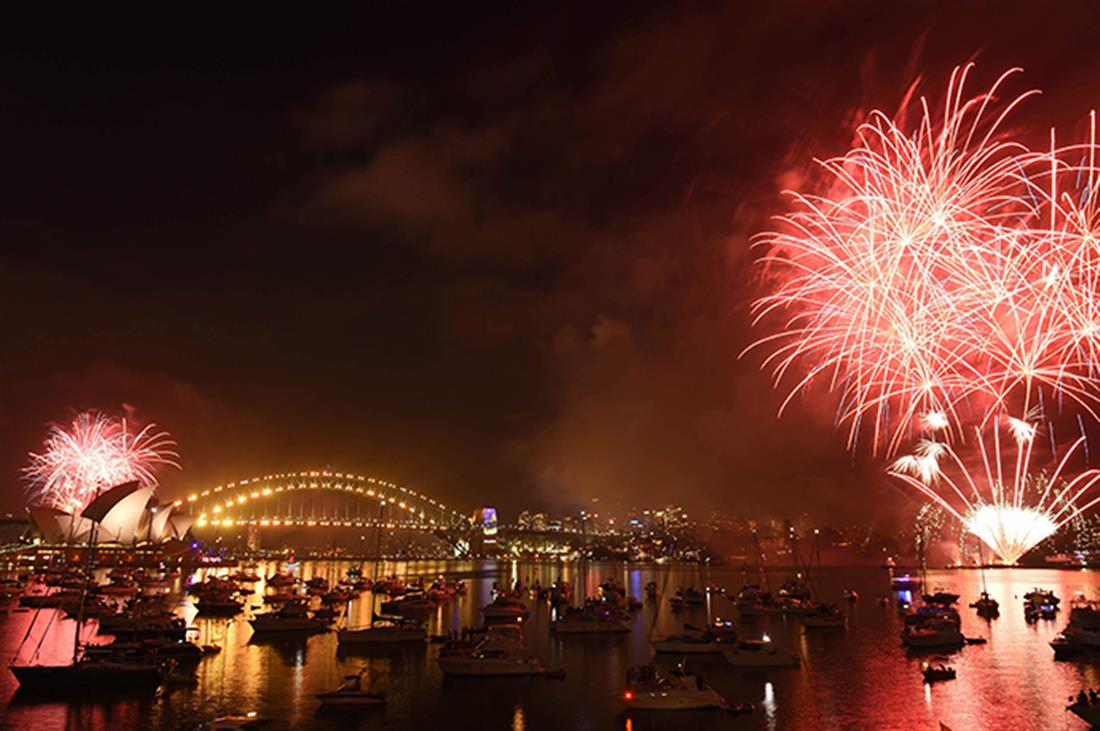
651;640;724;654
622;689;724;710
437;658;543;676
723;650;800;667
249;619;329;633
338;628;427;644
315;692;385;706
552;621;630;635
10;663;163;691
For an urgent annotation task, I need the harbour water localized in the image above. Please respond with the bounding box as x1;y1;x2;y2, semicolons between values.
1;561;1098;730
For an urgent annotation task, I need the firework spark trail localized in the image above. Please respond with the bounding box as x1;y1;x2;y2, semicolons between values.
889;417;1100;564
751;63;1100;563
747;64;1100;453
23;411;179;513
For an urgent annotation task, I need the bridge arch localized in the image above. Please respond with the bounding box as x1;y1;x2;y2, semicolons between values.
184;470;470;531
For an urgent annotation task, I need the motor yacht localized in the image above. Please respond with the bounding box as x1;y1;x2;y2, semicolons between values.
620;664;726;711
683;619;738;641
723;637;800;667
482;595;528;620
437;625;544;676
265;572;297;588
1062;600;1100;647
551;605;630;634
249;600;330;633
921;590;960;606
651;632;735;654
195;592;244;616
802;604;846;628
902;619;964;649
1051;633;1086;660
338;615;427;645
381;592;435;615
731;584;771;616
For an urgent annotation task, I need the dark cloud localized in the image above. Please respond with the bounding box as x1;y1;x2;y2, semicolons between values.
2;3;1100;528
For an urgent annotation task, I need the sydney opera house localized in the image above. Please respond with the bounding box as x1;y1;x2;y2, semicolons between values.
27;481;193;546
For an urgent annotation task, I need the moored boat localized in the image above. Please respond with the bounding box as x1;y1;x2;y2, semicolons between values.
620;664;726;711
10;657;165;691
552;605;631;634
802;604;846;628
921;660;956;683
970;592;999;617
482;595;528;620
437;625;543;676
315;670;385;707
723;637;800;667
1062;600;1100;647
902;619;964;649
338;616;427;645
652;632;735;654
249;600;330;633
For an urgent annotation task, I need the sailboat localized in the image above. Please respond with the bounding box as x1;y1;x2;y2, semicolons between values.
10;483;169;691
338;500;426;646
969;542;999;617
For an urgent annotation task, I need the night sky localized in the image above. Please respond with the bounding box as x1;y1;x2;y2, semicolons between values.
3;3;1100;522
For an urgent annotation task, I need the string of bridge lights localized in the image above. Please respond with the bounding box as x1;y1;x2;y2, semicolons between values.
183;470;467;529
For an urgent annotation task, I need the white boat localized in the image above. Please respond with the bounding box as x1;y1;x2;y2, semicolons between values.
482;596;528;620
437;625;543;676
315;671;385;707
901;620;964;649
620;664;726;710
723;638;800;667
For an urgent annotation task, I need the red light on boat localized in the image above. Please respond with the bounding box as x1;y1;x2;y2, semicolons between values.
623;691;633;701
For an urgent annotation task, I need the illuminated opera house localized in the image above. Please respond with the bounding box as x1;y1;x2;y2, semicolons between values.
27;481;193;547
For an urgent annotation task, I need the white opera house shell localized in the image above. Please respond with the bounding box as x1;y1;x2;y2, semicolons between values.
28;481;193;545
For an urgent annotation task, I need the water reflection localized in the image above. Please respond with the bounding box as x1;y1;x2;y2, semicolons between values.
0;562;1099;729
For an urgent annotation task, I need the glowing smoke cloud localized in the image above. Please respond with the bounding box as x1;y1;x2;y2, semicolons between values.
23;411;179;513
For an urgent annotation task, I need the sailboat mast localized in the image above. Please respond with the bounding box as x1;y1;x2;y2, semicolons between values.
73;490;102;664
370;500;386;629
752;529;770;594
978;540;988;595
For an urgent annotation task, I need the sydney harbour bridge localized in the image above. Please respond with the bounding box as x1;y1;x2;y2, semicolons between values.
183;470;485;555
